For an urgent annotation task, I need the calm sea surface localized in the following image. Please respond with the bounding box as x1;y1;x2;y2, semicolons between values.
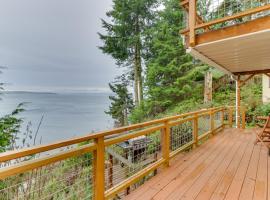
0;92;113;145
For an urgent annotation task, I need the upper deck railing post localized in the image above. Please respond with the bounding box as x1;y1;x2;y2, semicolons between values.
162;120;170;167
93;136;105;200
189;0;196;46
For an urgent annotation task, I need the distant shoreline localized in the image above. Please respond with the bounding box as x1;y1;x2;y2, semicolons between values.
3;90;112;95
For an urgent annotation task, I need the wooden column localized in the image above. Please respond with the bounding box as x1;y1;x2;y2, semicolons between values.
93;136;105;200
189;0;196;46
236;76;241;129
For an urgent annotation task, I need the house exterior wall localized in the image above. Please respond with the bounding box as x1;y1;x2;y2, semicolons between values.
263;74;270;103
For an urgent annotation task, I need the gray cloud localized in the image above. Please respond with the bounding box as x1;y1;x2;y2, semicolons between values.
0;0;121;92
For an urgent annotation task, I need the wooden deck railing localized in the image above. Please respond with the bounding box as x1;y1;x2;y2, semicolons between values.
0;106;245;200
180;0;270;47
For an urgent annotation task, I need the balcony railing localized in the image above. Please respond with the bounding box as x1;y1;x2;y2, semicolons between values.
0;106;245;199
180;0;270;47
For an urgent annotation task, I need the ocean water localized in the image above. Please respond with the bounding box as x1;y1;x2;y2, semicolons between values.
0;91;113;145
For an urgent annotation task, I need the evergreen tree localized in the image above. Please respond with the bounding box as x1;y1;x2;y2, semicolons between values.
145;0;208;115
0;104;24;152
106;75;134;127
99;0;159;106
0;68;24;152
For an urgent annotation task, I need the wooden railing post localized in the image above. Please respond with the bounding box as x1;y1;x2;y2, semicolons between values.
162;121;170;167
228;107;233;128
210;110;215;135
93;136;105;200
193;114;199;147
241;106;246;129
189;0;196;46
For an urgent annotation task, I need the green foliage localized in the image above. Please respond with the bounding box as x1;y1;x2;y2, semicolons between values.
99;0;159;105
129;98;207;124
0;102;24;152
106;76;134;126
142;0;210;117
102;0;266;127
99;0;158;63
254;104;270;116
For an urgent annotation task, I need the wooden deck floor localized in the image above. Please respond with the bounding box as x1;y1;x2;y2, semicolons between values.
125;128;270;200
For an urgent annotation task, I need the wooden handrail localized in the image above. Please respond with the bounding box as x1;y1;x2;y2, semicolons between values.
0;106;246;199
0;143;97;180
0;107;223;162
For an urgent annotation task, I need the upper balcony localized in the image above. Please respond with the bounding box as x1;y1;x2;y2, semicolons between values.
180;0;270;76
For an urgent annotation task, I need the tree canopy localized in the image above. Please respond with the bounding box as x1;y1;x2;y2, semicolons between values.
99;0;159;106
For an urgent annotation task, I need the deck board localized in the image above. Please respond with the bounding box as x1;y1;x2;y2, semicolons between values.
179;130;240;200
224;132;255;200
152;132;233;200
126;130;229;200
194;132;245;200
125;128;269;200
170;130;242;200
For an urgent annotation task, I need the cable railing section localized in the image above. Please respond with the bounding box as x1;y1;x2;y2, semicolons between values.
180;0;270;46
0;106;245;199
198;0;270;23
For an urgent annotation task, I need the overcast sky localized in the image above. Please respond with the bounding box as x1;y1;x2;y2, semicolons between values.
0;0;121;92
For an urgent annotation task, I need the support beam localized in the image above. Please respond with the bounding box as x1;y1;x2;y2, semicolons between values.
180;0;188;7
234;68;270;76
239;74;255;87
264;73;270;78
196;15;270;45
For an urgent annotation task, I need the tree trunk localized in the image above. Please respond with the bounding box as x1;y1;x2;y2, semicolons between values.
204;71;212;103
134;16;143;106
134;54;139;106
137;46;143;104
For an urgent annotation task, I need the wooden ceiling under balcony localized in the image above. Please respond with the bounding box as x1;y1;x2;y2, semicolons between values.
181;0;270;76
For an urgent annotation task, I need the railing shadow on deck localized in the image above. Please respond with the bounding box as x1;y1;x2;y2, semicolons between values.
0;106;246;200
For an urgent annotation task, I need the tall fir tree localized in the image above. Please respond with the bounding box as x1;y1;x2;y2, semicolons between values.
145;0;209;115
106;75;134;127
99;0;159;106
